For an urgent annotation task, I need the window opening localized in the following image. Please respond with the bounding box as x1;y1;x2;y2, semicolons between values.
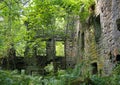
91;62;98;74
55;41;64;57
81;32;84;50
37;41;46;56
116;19;120;31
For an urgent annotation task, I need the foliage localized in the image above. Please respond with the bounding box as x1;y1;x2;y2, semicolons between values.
0;63;120;85
0;0;95;57
0;63;83;85
0;0;25;56
112;64;120;75
56;41;64;56
1;0;120;85
0;70;43;85
44;62;54;73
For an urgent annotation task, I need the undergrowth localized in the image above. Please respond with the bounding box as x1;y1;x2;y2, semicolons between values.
0;63;120;85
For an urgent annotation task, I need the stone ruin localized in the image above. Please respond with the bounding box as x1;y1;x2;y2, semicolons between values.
0;0;120;76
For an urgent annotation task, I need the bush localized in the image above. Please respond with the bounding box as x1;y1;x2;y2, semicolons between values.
0;63;120;85
0;70;43;85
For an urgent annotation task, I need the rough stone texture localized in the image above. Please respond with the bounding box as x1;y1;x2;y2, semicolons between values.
46;39;55;61
65;16;80;68
96;0;120;75
84;27;98;61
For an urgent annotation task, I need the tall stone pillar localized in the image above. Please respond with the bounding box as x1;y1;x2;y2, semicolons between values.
65;16;80;68
46;39;55;61
97;0;120;75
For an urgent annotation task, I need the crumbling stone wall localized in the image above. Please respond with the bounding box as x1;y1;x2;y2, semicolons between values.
96;0;120;75
84;27;98;61
65;16;81;68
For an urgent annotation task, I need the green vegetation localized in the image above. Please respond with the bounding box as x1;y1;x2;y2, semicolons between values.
0;0;120;85
56;41;64;56
0;64;120;85
0;0;94;57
